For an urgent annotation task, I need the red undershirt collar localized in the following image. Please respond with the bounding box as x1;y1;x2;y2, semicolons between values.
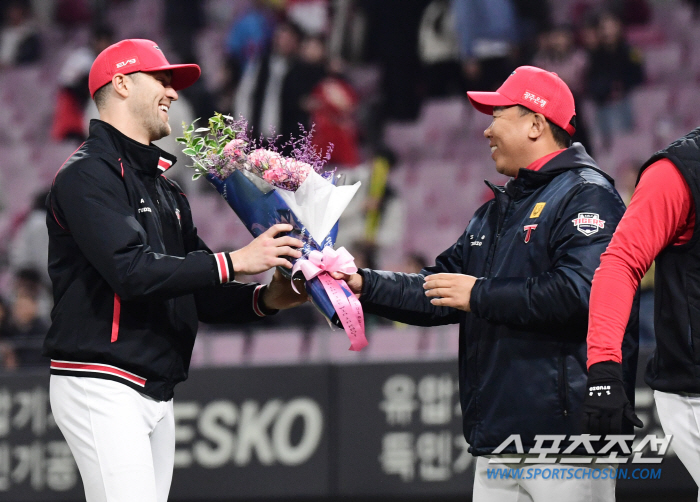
524;149;566;173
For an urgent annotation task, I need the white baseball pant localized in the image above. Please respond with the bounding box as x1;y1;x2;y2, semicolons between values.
654;390;700;501
473;456;616;502
49;375;175;502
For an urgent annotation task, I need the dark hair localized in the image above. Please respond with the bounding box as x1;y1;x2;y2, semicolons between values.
94;72;145;110
93;83;109;110
515;105;573;148
548;119;574;149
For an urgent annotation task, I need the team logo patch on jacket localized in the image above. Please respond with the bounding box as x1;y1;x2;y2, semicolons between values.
530;202;546;218
572;212;605;236
523;224;537;243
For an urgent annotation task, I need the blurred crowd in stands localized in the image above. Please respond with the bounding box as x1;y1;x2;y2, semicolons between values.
1;0;699;368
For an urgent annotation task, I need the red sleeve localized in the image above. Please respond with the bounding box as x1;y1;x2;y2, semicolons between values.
587;158;694;367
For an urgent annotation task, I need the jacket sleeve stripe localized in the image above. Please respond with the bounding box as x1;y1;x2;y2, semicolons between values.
50;360;146;387
214;252;230;283
111;293;121;343
253;284;266;317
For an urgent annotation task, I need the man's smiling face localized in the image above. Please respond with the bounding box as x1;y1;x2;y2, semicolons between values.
484;105;537;177
127;70;177;143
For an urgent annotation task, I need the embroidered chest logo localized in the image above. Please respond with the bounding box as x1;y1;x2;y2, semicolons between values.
469;234;486;246
530;202;546;218
138;198;152;214
572;213;605;236
523;224;537;243
175;208;181;228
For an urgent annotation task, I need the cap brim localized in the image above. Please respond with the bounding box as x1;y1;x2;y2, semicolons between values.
466;91;517;115
146;63;201;91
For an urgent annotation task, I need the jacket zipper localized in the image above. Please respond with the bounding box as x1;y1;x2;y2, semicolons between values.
560;353;569;416
485;195;512;277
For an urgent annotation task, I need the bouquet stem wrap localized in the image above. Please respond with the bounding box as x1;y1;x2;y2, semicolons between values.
207;170;368;351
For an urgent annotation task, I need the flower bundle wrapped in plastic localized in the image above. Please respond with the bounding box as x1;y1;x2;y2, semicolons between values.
178;113;367;350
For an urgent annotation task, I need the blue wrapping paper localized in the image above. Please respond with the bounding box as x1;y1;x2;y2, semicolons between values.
206;171;343;327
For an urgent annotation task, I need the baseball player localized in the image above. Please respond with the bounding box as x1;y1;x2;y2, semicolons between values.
585;128;700;491
45;39;306;502
325;67;639;501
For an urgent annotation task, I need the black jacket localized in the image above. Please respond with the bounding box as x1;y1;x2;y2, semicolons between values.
359;144;639;455
640;128;700;393
45;120;266;401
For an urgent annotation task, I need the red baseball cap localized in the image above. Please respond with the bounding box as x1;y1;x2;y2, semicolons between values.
88;39;201;98
467;66;576;135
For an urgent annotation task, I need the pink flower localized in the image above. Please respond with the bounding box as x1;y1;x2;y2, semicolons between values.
248;149;283;171
223;139;246;155
260;157;313;190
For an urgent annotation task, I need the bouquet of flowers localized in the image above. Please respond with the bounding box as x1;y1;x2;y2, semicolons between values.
178;113;367;350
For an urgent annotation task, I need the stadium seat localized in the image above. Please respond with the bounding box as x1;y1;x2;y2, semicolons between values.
201;332;248;366
631;86;671;133
249;329;304;364
364;326;424;360
643;43;683;84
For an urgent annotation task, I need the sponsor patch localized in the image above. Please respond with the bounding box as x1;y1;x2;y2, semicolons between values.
522;90;547;109
572;212;605;236
530;202;546;218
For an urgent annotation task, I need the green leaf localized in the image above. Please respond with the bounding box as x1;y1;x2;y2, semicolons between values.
182;148;197;156
194;143;203;154
192;173;202;180
194;127;210;133
223;127;233;137
175;137;187;144
205;138;218;148
193;136;204;146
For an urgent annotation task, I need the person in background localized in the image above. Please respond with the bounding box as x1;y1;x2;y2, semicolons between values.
532;24;592;151
9;191;51;286
418;0;462;98
225;0;275;76
7;287;48;367
164;0;204;65
280;34;327;146
309;58;361;167
51;24;113;142
0;297;18;370
586;11;644;149
452;0;518;91
235;19;302;137
0;0;40;68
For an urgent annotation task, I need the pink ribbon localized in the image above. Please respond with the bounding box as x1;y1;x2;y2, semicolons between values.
292;247;367;351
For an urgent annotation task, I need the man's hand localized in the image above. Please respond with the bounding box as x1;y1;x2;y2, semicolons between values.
261;269;308;310
423;273;477;311
329;271;363;296
229;224;303;275
583;361;643;435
